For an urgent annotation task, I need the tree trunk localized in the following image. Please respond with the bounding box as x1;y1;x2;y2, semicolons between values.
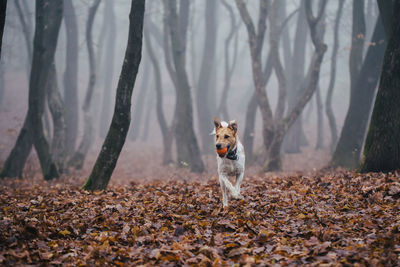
0;117;32;178
349;0;366;95
315;86;323;149
46;63;66;173
63;0;79;157
15;0;32;77
360;2;400;172
331;15;386;169
283;0;308;154
218;0;239;119
263;0;328;171
196;0;218;154
28;0;63;180
242;91;257;164
99;0;116;138
325;0;344;153
165;0;204;172
69;0;100;170
144;24;174;165
235;0;274;164
0;0;7;60
140;87;155;142
83;0;145;191
129;58;149;142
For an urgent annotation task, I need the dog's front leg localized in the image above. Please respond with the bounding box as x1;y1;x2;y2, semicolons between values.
232;172;244;200
218;176;229;207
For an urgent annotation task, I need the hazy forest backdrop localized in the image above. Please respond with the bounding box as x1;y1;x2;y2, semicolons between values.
0;0;400;265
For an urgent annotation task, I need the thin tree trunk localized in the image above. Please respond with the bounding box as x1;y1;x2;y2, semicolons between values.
28;0;63;180
99;0;116;138
242;91;257;164
69;0;101;169
360;2;400;172
326;0;344;153
0;0;7;60
283;1;308;154
164;0;204;172
196;0;218;154
235;0;274;166
332;15;386;169
263;0;328;171
0;117;32;178
315;86;323;149
83;0;145;190
144;24;173;164
129;58;149;141
218;0;239;119
63;0;79;157
46;63;66;173
140;87;154;142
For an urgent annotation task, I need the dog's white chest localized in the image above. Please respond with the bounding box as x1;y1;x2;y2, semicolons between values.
217;157;243;176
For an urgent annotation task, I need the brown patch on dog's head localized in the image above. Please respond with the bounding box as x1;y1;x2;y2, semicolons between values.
214;117;238;157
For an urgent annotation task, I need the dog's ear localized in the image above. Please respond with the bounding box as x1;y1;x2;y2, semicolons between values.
228;120;237;133
214;117;221;129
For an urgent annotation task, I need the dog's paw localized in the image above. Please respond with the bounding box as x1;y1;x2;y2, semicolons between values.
232;194;244;200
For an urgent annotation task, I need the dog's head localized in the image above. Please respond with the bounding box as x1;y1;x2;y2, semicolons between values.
213;117;238;157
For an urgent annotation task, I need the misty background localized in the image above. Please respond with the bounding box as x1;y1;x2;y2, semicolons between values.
0;0;380;179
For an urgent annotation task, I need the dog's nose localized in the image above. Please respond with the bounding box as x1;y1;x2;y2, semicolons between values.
216;143;222;149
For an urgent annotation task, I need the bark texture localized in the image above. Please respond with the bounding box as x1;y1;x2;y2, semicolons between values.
28;0;63;180
360;2;400;172
84;0;145;191
332;15;386;169
46;64;66;173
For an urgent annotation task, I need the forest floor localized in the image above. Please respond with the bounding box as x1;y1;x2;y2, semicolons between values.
0;165;399;266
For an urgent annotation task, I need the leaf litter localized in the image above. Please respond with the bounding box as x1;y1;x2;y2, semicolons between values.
0;169;400;265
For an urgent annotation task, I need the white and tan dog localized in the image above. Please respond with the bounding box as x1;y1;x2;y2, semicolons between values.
212;117;245;207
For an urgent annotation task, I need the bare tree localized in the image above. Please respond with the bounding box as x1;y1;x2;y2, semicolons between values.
144;20;174;164
360;1;400;172
236;0;327;171
129;58;150;141
46;63;66;173
196;0;218;154
98;0;117;139
325;0;344;153
163;0;204;172
83;0;145;190
218;0;239;119
63;0;79;157
332;14;386;168
69;0;101;169
283;1;309;154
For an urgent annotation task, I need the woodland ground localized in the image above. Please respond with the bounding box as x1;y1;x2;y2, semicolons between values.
0;157;399;266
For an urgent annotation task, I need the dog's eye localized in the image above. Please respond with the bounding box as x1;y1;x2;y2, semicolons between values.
224;135;229;139
216;135;219;138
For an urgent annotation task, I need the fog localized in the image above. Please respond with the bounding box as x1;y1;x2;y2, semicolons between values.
0;0;382;180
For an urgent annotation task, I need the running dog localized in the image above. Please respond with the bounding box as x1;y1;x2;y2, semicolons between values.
212;117;245;207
